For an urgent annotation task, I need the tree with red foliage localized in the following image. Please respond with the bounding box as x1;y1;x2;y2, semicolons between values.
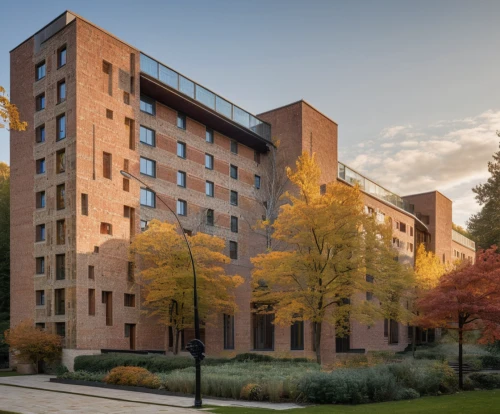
417;247;500;388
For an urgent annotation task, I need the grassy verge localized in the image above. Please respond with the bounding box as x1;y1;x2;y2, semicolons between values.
207;390;500;414
0;371;23;377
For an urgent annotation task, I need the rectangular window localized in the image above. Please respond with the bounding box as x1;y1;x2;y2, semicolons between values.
410;226;414;237
36;93;45;111
106;109;113;119
230;140;238;154
102;291;113;326
140;157;156;177
57;114;66;140
140;220;148;232
229;241;238;260
36;224;45;242
123;178;130;192
400;223;407;233
177;112;186;129
123;91;130;105
177;171;186;188
139;126;155;146
103;152;112;179
58;46;67;68
128;262;135;281
254;151;261;164
255;175;261;189
230;190;238;206
231;216;238;233
389;319;399;344
291;321;304;350
55;289;65;315
205;153;213;169
100;222;112;235
103;60;112;96
177;199;187;216
57;80;66;103
36;191;45;209
36;257;45;275
36;124;45;143
56;149;65;174
124;293;136;307
140;95;155;115
177;142;186;158
223;314;235;349
36;158;45;174
206;127;214;143
206;181;214;197
253;313;274;350
206;209;214;226
88;265;95;280
55;322;66;337
125;118;135;150
56;184;65;210
230;165;238;180
81;193;88;216
36;290;45;306
140;188;155;207
56;219;66;245
35;61;46;81
88;289;95;316
56;254;65;280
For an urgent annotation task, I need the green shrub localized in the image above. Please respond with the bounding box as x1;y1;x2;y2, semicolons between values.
414;351;446;361
59;370;107;382
55;364;69;376
103;366;160;388
480;355;500;369
396;388;420;400
469;373;500;390
462;355;483;371
232;353;274;363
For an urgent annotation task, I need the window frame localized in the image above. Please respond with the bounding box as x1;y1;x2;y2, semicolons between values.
36;93;45;111
230;190;238;206
206;209;214;226
36;158;46;174
255;175;261;189
177;199;187;216
231;216;238;233
139;125;156;147
229;241;238;260
230;164;238;180
205;153;214;170
140;95;156;115
206;127;214;143
230;140;238;154
177;170;186;188
206;180;214;197
177;112;186;130
57;46;67;68
140;188;156;208
140;156;156;177
177;141;187;159
56;113;66;141
35;61;46;81
36;124;45;143
57;79;66;104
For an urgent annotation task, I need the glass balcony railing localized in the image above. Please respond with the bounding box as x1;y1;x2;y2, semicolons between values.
452;229;475;250
140;53;271;142
338;162;414;214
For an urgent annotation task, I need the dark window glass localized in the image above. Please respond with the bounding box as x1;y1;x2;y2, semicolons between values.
206;181;214;197
206;209;214;226
36;224;45;242
177;112;186;129
291;321;304;350
36;290;45;306
36;93;45;111
56;254;65;280
140;95;155;115
229;241;238;260
231;216;238;233
230;165;238;180
140;188;155;207
177;142;186;158
58;46;67;68
56;149;65;173
205;154;213;169
36;257;45;275
223;314;235;349
36;191;45;209
230;141;238;154
36;158;45;174
177;199;187;216
35;61;46;81
253;313;274;350
57;114;66;140
57;80;66;103
255;175;261;189
206;127;214;143
36;125;45;143
230;190;238;206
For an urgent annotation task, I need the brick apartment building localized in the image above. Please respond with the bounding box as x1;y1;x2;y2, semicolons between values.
9;11;476;367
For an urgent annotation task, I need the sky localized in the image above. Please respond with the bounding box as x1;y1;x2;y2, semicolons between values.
1;0;499;226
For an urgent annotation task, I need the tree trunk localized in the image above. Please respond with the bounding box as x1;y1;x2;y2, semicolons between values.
173;329;180;355
458;324;464;389
412;326;416;358
314;322;322;364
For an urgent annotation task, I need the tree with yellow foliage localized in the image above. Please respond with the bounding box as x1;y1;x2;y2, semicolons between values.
129;220;243;354
251;153;413;363
0;86;27;131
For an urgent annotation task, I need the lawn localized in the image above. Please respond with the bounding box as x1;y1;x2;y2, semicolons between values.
0;371;22;377
207;390;500;414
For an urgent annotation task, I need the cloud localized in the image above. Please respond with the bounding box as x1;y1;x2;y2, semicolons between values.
342;110;500;226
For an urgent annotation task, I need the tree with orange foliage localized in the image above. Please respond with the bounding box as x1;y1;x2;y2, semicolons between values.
417;246;500;388
4;320;62;372
0;86;27;131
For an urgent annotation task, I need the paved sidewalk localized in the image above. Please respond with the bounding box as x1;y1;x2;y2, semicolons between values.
0;375;302;411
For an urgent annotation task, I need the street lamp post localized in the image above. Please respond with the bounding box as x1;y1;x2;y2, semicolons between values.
120;170;203;408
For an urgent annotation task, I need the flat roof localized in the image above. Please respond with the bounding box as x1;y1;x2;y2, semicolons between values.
258;99;339;126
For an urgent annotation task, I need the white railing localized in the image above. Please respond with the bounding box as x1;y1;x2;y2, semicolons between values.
452;229;475;250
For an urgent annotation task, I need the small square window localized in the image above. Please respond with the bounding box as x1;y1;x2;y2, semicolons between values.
177;171;186;188
230;190;238;206
35;61;46;81
36;93;45;111
229;241;238;260
140;157;156;177
206;181;214;197
36;124;45;143
58;46;67;68
177;142;186;158
231;216;238;233
140;95;155;115
230;165;238;180
100;222;112;235
57;80;66;103
206;127;214;143
255;175;261;189
205;154;213;169
206;209;214;226
124;293;136;307
177;199;187;216
230;141;238;154
106;109;113;119
177;112;186;130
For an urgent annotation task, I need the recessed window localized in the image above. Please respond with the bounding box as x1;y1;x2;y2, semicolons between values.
36;290;45;306
400;223;407;233
177;141;186;158
140;220;149;232
106;109;113;119
100;222;112;235
230;141;238;154
36;93;45;111
177;171;186;188
88;265;95;280
230;165;238;180
291;321;304;350
254;151;261;164
223;314;235;350
57;80;66;103
56;149;66;174
125;118;135;150
177;199;187;216
81;193;89;216
231;216;238;233
56;184;65;210
206;209;214;226
205;153;213;169
140;157;156;177
35;61;46;81
123;92;130;105
177;112;186;130
36;224;45;242
89;289;95;316
94;246;99;254
140;188;155;207
229;241;238;260
140;95;155;115
206;127;214;143
103;152;112;179
102;61;112;96
55;322;66;337
58;46;67;68
56;114;66;141
36;158;45;174
36;257;45;275
36;191;45;209
55;288;65;315
36;124;45;143
124;293;136;307
230;190;238;206
206;181;214;197
56;254;65;280
255;175;261;189
56;219;66;244
123;178;130;192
